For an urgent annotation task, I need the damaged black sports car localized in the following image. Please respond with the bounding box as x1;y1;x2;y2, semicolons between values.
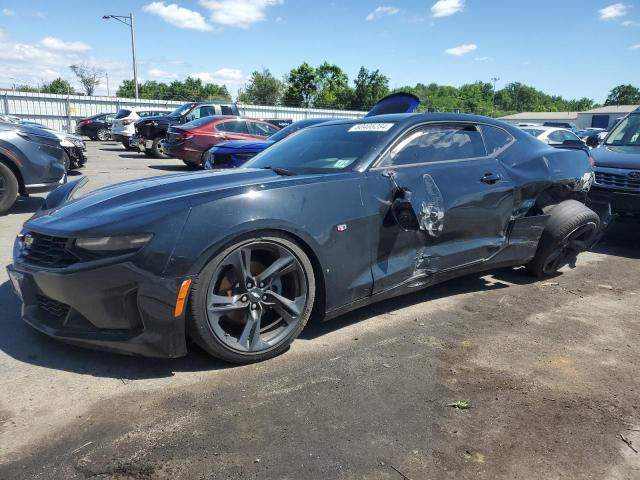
8;112;599;363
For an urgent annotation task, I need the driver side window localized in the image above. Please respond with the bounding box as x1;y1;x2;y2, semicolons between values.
380;124;487;167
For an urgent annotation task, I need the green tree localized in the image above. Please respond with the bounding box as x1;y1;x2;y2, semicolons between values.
282;62;318;108
351;67;390;110
238;68;282;105
116;78;230;101
314;62;351;109
605;84;640;105
42;78;74;95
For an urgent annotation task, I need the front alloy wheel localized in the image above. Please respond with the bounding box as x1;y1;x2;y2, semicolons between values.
189;234;315;363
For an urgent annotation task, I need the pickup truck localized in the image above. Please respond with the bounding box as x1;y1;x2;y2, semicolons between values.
132;102;239;158
588;107;640;216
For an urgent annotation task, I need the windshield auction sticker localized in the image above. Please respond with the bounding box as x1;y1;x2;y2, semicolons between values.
348;123;394;132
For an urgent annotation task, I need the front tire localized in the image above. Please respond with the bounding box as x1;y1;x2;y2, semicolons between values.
526;200;599;278
188;233;316;364
0;162;19;215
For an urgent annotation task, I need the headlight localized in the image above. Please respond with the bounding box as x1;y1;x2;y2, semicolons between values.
75;234;153;252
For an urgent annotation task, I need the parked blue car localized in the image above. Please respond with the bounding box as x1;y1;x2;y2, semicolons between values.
203;118;334;169
204;92;423;169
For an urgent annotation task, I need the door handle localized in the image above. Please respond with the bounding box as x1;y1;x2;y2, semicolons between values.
480;172;502;184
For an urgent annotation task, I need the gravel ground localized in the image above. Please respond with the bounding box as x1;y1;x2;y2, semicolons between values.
1;141;639;479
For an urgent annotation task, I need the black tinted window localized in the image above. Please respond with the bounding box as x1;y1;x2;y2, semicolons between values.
221;105;235;115
381;124;486;167
216;121;248;134
115;109;131;119
481;125;514;154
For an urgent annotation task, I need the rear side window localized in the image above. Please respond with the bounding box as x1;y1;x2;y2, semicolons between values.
380;124;486;167
216;121;249;134
481;125;514;154
250;121;279;136
115;109;131;119
221;105;235;115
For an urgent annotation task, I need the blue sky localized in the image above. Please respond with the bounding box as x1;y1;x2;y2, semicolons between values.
0;0;638;103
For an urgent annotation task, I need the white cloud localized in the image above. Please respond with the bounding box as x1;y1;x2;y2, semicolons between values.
598;3;628;19
431;0;464;17
40;37;92;53
622;20;639;26
148;68;178;79
199;0;283;28
143;2;213;31
445;43;477;56
474;56;491;61
2;8;15;16
631;44;640;49
191;68;247;83
366;6;400;21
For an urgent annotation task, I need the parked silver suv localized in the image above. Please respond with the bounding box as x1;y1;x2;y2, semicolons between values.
0;121;66;214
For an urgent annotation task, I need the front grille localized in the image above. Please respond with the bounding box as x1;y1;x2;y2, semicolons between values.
595;171;640;191
21;233;79;268
37;294;70;319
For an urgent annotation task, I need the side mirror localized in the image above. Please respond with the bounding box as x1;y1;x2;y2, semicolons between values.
391;196;420;231
586;134;600;148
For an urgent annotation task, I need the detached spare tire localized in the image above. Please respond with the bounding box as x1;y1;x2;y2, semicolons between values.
526;200;599;278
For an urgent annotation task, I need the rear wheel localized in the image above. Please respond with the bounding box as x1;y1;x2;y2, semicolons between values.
188;233;315;363
151;137;169;159
96;128;109;141
0;162;19;215
526;200;599;278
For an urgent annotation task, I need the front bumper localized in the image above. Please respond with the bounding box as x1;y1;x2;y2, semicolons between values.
590;187;640;214
25;174;67;194
7;259;190;358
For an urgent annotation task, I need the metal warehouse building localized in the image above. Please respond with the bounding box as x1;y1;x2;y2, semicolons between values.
500;105;639;129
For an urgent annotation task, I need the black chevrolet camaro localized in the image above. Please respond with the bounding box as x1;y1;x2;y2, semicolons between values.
8;110;599;363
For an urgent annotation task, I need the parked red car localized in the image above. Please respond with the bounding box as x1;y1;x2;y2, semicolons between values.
164;116;280;168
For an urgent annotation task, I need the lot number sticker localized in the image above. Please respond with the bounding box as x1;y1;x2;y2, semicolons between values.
348;123;394;132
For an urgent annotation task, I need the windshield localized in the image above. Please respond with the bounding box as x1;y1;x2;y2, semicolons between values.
169;103;194;117
605;115;640;146
245;122;394;174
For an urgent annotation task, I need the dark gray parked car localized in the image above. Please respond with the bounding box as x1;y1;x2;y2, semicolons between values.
0;122;66;214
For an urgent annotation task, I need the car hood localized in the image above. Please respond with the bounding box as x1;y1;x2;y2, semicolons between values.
211;139;274;152
25;169;321;235
591;145;640;169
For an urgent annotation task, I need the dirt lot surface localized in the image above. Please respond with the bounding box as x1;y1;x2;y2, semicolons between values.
1;142;639;479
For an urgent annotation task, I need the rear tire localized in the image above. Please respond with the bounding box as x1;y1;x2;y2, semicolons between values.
188;233;316;364
0;162;19;215
151;136;169;159
96;128;109;141
526;200;599;278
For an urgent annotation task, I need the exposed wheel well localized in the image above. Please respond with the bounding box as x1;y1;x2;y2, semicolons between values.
0;154;25;195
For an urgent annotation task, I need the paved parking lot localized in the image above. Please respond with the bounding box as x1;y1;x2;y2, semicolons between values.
1;141;640;479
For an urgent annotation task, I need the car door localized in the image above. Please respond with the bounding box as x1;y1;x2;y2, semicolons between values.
365;122;516;293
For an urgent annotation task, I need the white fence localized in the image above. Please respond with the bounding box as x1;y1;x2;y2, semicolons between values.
0;90;366;133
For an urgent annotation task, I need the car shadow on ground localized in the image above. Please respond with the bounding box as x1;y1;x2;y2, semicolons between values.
117;153;149;159
6;196;44;215
301;268;537;340
99;147;126;152
592;218;640;259
147;164;194;172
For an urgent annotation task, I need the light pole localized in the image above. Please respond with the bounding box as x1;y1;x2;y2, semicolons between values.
491;76;500;115
103;13;138;99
